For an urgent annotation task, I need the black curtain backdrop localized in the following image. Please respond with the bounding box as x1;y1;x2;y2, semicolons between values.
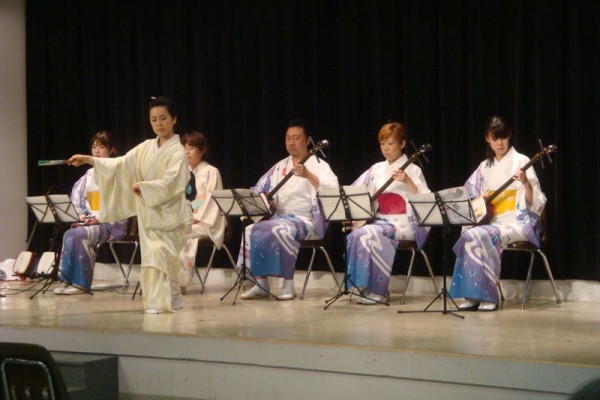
26;0;599;281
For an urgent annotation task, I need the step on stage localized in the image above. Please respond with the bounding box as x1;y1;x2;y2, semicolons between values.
1;272;599;400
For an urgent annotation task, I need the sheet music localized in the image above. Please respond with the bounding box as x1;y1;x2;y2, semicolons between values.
437;186;474;224
211;188;271;217
26;196;55;223
406;192;442;225
317;185;375;222
407;186;476;226
47;194;81;223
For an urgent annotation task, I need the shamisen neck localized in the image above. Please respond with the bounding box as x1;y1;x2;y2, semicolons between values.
291;152;309;166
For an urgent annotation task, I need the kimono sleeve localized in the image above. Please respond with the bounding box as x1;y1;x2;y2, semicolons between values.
406;164;431;194
314;160;339;188
251;164;278;194
94;145;141;223
197;168;227;248
464;164;485;198
193;167;223;219
70;174;89;218
522;162;546;216
351;167;375;192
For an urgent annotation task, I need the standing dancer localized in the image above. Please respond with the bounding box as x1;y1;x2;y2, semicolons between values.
67;97;191;314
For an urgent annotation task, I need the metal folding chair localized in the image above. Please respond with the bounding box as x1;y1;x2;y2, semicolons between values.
299;225;340;300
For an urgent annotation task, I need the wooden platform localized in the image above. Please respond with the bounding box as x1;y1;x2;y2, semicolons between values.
1;269;599;399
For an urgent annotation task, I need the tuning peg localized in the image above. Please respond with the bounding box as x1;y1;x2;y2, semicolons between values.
538;139;554;168
410;141;429;168
310;137;327;161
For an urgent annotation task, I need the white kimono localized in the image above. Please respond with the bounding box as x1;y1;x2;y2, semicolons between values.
237;155;339;278
179;161;226;277
94;135;192;312
449;146;546;304
345;155;430;296
357;156;430;242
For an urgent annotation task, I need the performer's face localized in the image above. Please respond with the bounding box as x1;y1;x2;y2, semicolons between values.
185;144;204;169
91;141;112;158
149;106;177;140
486;132;511;160
285;126;310;159
380;137;405;164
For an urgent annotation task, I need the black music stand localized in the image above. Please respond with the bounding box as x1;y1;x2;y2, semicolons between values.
210;188;277;305
26;194;81;298
317;185;378;310
398;186;478;318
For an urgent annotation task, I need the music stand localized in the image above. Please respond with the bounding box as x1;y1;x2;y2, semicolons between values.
210;188;276;304
317;185;378;310
398;186;478;318
26;194;81;298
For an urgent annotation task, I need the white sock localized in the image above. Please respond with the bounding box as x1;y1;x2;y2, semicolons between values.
281;279;294;292
256;278;269;290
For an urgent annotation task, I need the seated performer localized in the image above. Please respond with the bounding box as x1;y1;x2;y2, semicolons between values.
449;115;546;311
346;122;430;304
178;131;226;293
54;131;127;295
239;119;339;300
67;97;192;314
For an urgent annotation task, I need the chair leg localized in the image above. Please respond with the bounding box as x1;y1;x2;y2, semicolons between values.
319;246;340;288
193;265;204;291
419;250;439;294
109;241;138;289
496;277;505;306
301;247;317;300
109;242;128;285
222;244;240;276
123;242;138;289
521;251;536;310
400;248;416;305
537;249;561;305
132;281;141;300
200;246;218;294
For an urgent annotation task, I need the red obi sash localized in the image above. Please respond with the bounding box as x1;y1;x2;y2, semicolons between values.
377;192;406;215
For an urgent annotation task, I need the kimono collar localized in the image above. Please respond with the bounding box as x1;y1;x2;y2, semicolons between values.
386;154;408;170
192;160;208;172
155;134;180;151
495;146;516;164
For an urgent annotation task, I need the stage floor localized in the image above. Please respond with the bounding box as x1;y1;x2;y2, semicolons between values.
1;278;599;368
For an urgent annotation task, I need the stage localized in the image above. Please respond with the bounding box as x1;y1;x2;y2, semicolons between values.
1;266;599;400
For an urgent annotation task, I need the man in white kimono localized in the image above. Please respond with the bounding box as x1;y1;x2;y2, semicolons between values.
238;119;339;300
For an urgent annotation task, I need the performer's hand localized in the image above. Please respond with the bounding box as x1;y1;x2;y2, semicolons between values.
292;164;309;178
392;169;418;193
513;170;529;185
342;220;353;232
132;182;142;197
67;154;94;167
391;169;412;183
292;164;319;188
84;217;99;225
